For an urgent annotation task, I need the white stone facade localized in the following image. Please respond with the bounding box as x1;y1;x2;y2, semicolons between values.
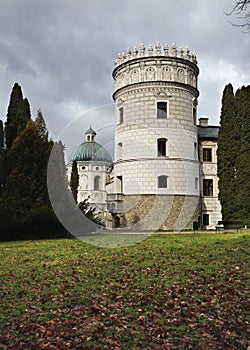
66;43;222;231
199;123;222;229
106;42;222;230
66;129;112;212
66;162;111;211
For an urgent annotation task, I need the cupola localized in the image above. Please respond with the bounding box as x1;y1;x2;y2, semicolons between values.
69;127;112;164
85;126;96;142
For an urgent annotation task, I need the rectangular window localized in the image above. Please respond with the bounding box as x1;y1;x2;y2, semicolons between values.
195;177;198;190
117;142;122;159
158;175;168;188
203;179;213;196
157;102;167;119
203;148;212;162
119;107;123;124
157;138;167;156
117;175;123;193
193;108;197;125
203;214;209;226
194;142;197;160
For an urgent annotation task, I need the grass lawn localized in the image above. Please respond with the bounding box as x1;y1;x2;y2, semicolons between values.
0;232;249;349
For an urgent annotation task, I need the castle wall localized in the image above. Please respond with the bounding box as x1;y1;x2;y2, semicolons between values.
111;43;200;230
120;194;200;231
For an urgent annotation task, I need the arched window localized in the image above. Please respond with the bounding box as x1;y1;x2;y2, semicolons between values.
158;175;168;188
157;138;167;156
94;176;100;190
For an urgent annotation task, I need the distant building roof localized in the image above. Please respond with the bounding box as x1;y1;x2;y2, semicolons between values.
69;141;112;163
198;125;219;140
85;127;96;135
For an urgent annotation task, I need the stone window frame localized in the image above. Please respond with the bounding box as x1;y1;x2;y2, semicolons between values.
203;148;212;162
203;179;213;196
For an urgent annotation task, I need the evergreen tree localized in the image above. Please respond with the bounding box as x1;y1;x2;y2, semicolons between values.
0;118;64;240
78;197;100;224
217;84;238;220
5;83;23;150
0;120;5;196
70;160;79;202
15;97;31;135
47;141;96;237
35;109;49;142
218;83;250;225
234;86;250;224
0;120;4;148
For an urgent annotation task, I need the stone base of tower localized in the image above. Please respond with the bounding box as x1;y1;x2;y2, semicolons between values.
118;194;200;231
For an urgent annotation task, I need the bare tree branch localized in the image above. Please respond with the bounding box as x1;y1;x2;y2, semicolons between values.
226;0;250;32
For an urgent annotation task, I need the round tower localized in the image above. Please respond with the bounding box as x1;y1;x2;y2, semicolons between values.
112;42;200;231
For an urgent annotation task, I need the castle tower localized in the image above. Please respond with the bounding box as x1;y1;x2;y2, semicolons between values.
111;42;200;230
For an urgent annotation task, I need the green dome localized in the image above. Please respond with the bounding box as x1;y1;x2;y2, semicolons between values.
70;141;112;163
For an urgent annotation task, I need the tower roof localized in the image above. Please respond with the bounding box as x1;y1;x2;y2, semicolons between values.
85;126;96;135
69;135;112;164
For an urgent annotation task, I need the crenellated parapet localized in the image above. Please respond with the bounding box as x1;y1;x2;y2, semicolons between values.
114;42;198;67
113;42;199;94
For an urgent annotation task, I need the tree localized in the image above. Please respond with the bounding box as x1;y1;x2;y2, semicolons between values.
70;160;79;202
4;83;23;150
0;120;6;196
227;0;250;31
47;142;97;237
35;109;49;142
78;197;101;224
217;84;238;220
0;120;4;149
218;83;250;225
234;86;250;224
15;97;31;135
0;118;65;240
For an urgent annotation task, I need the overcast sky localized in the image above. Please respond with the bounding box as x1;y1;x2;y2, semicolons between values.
0;0;249;158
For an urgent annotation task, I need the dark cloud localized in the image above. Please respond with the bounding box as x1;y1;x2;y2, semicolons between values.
0;0;249;143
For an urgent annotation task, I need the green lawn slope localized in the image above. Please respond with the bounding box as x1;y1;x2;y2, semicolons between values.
0;233;249;349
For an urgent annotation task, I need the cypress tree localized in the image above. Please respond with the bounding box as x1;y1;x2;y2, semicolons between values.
217;84;238;220
234;86;250;225
0;120;5;196
47;141;83;237
5;83;23;150
70;160;79;203
15;97;31;135
0;120;4;148
0;118;61;240
35;109;49;142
